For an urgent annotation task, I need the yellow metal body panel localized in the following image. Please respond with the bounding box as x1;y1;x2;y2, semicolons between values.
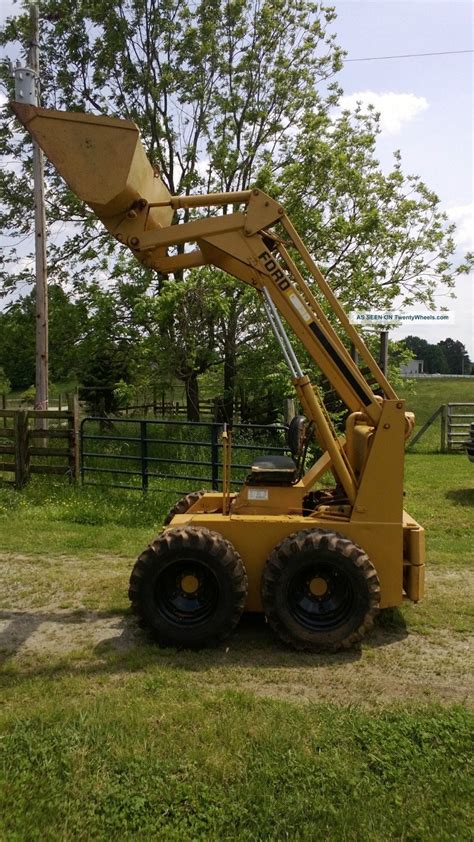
402;511;425;601
170;491;425;611
232;482;306;516
351;400;406;523
169;509;417;612
404;560;425;603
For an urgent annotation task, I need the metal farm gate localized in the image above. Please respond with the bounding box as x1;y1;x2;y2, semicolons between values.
444;403;474;452
80;417;288;493
408;402;474;453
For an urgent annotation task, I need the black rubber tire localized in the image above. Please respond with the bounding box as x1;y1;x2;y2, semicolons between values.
129;526;248;648
163;489;206;526
261;528;380;652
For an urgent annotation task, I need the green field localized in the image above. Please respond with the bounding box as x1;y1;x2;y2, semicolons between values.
402;376;474;452
402;376;474;421
1;380;473;840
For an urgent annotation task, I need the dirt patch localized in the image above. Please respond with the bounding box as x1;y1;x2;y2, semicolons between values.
0;608;136;660
231;630;473;708
1;554;473;708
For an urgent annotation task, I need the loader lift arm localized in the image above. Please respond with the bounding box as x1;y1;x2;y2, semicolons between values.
112;185;405;504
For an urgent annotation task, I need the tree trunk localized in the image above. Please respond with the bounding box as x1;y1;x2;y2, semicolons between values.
184;373;200;422
222;295;240;424
223;349;236;424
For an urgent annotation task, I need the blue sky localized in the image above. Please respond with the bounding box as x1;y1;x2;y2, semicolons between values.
334;0;473;353
1;0;473;354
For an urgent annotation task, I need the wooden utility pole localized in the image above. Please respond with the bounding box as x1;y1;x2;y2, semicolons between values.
379;330;389;376
283;398;296;425
350;342;359;366
30;5;48;417
14;5;48;421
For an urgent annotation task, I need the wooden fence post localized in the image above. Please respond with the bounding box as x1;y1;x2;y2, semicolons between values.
67;393;80;482
350;342;359;366
440;404;447;453
283;399;296;425
14;410;29;489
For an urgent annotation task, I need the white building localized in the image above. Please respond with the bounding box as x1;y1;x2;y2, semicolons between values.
400;360;424;376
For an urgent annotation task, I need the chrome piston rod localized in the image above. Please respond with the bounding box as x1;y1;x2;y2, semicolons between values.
262;287;304;379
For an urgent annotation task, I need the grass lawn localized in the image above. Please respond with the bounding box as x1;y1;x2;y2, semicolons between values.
1;379;473;839
401;375;474;452
402;376;474;424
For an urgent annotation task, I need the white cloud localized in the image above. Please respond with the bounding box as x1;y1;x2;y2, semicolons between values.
338;91;429;135
446;203;474;252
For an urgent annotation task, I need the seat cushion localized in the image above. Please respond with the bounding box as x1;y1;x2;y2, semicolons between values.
246;455;297;486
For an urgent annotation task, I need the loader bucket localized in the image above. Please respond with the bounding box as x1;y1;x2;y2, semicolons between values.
10;103;173;234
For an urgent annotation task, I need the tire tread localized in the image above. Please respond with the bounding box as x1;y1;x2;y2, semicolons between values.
163;490;206;525
128;525;247;648
262;528;381;652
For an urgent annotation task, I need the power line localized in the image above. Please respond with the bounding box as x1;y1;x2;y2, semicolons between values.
344;49;473;62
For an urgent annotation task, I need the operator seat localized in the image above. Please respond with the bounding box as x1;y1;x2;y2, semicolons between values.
246;455;298;486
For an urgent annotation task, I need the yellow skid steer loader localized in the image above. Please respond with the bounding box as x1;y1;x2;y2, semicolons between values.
12;103;425;651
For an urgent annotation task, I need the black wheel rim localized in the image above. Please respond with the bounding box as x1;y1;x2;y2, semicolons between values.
155;559;219;627
287;560;356;632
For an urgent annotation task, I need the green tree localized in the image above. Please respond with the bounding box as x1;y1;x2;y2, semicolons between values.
134;273;222;421
0;366;11;394
403;336;448;374
0;285;87;389
437;338;471;375
79;343;131;414
0;296;35;390
402;335;471;375
0;0;342;291
281;108;471;311
1;2;471;420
